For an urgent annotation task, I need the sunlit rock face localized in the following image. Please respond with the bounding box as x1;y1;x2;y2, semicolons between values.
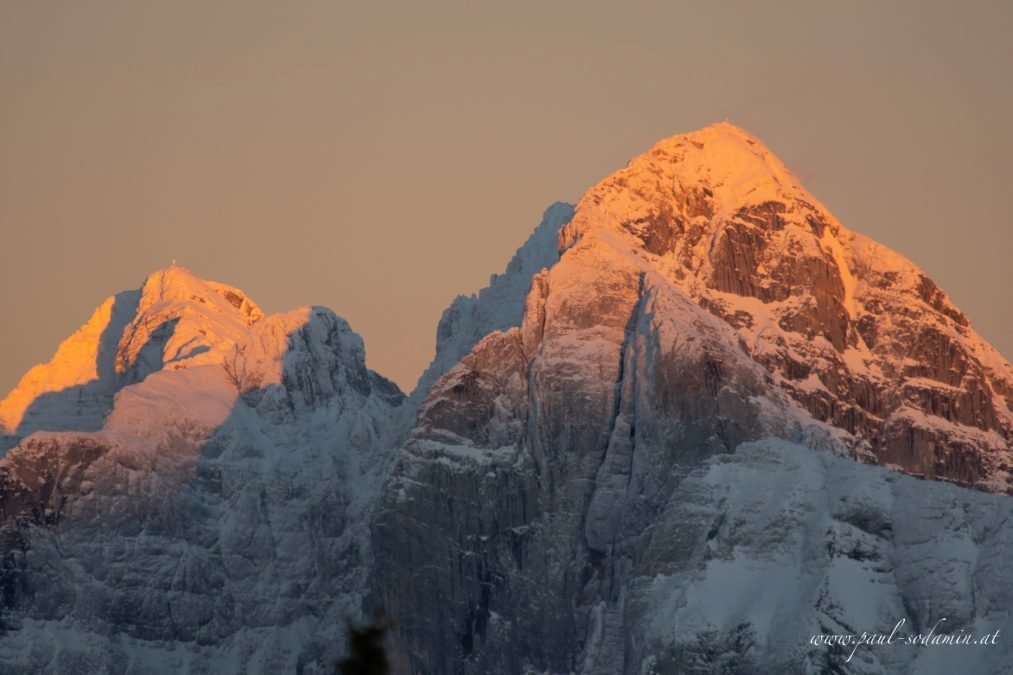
546;122;1011;488
371;123;1013;673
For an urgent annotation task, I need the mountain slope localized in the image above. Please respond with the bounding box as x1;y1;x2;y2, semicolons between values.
0;201;576;673
548;121;1011;486
370;122;1013;673
0;267;404;673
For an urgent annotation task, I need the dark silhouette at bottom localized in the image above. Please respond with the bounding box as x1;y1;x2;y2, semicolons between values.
337;619;390;675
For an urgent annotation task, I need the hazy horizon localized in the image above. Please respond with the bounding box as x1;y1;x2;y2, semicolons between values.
2;0;1011;394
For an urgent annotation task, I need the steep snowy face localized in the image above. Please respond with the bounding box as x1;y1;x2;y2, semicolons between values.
372;123;1013;673
0;269;404;673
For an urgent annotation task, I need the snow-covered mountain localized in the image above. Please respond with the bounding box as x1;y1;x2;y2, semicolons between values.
1;123;1011;674
0;267;405;672
370;123;1013;673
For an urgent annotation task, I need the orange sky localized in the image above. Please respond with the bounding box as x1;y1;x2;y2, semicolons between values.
1;1;1011;393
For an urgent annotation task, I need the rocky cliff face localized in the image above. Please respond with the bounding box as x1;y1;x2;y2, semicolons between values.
370;123;1013;673
1;124;1011;674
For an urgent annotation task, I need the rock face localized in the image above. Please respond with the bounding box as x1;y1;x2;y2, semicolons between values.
1;124;1012;674
370;123;1013;673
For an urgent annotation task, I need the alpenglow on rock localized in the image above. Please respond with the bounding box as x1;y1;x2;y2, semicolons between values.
2;124;1012;674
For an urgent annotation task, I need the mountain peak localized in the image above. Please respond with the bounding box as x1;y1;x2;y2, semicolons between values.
656;120;763;149
138;263;202;297
649;122;802;203
700;120;764;139
561;123;814;259
0;267;264;436
136;265;264;326
557;123;984;329
511;124;1013;489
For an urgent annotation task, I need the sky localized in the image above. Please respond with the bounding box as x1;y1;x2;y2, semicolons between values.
1;0;1011;394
